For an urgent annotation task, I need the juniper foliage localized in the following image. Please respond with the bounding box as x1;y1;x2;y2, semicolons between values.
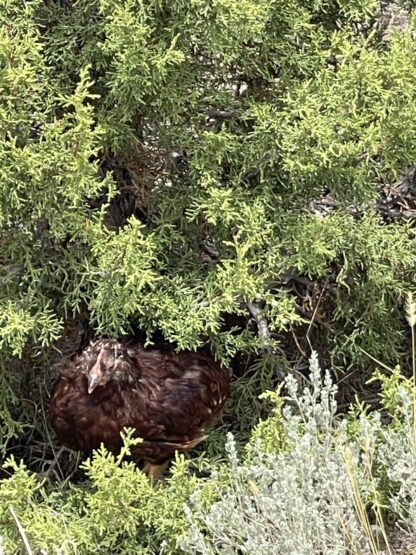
1;0;416;551
1;0;416;439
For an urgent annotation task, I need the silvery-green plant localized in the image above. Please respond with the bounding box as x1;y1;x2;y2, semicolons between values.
376;381;416;534
181;353;376;554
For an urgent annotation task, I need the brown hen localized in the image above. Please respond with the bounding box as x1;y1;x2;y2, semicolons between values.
50;338;231;475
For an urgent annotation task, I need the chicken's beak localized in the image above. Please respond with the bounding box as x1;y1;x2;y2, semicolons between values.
87;371;101;394
88;350;104;394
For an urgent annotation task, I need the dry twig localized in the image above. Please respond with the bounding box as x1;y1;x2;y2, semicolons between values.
247;302;270;343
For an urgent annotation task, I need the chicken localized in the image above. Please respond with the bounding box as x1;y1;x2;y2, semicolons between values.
50;338;231;475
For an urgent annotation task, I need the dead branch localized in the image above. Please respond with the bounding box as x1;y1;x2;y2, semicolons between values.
247;301;270;350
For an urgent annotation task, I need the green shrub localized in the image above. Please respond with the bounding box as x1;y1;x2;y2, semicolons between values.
0;431;197;553
1;0;416;448
2;0;416;552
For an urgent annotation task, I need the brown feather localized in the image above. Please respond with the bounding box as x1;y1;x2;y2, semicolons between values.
50;338;231;464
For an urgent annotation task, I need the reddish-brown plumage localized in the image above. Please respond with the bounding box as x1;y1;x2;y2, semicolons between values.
50;338;231;465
